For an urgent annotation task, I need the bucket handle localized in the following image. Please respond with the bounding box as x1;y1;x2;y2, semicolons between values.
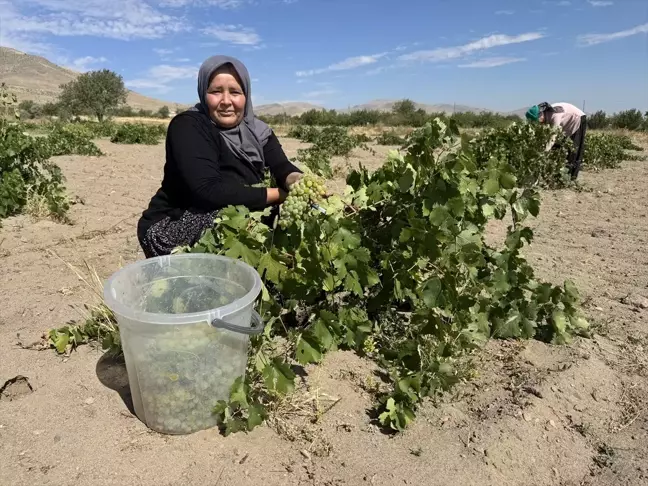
211;310;264;335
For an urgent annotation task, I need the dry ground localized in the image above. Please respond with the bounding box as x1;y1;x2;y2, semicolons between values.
0;137;647;486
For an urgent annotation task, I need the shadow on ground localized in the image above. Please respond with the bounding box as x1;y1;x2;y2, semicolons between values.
96;353;135;416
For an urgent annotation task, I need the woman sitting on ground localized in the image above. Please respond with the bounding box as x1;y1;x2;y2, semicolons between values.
138;55;303;258
526;101;587;180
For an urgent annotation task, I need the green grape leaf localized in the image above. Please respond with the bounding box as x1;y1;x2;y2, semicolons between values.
552;309;568;335
563;280;580;305
398;165;417;192
262;359;296;395
344;272;363;296
223;237;260;266
50;330;69;354
228;377;249;408
494;311;522;338
258;252;286;283
429;206;451;226
421;277;442;308
483;177;500;195
312;319;335;352
247;403;266;430
322;273;336;291
499;172;517;189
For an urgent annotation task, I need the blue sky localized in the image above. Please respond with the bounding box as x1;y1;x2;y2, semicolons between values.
1;0;647;112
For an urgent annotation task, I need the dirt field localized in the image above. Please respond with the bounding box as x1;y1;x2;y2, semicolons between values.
0;137;647;486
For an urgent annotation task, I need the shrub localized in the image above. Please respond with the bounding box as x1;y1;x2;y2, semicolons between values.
587;110;608;130
110;123;165;144
287;125;320;142
0;119;69;221
584;133;645;170
611;109;644;131
470;123;572;188
375;131;406;145
316;126;358;156
44;123;103;156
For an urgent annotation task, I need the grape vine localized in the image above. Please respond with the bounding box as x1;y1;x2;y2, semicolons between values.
42;118;641;435
184;118;591;434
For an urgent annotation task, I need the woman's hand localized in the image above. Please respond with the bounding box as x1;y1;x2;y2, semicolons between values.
266;187;288;205
285;172;303;191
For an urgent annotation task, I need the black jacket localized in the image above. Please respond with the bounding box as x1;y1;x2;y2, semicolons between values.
137;111;300;242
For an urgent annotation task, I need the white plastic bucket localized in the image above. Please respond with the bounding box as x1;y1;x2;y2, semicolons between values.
103;254;263;435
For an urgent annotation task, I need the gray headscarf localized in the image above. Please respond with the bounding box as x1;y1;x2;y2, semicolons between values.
189;55;271;171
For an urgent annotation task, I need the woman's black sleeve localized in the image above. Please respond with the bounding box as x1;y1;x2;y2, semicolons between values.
264;131;302;189
168;115;268;211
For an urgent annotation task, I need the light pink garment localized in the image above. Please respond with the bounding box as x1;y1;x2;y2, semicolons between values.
545;102;586;150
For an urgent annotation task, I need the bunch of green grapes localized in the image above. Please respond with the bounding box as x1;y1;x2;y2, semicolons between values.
135;323;248;435
279;175;327;229
130;280;250;435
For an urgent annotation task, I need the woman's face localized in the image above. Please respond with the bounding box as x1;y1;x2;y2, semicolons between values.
205;66;246;128
539;112;546;123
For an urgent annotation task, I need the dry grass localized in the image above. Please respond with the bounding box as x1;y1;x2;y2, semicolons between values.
48;251;120;343
266;375;341;456
24;189;71;225
611;383;647;433
111;116;170;126
271;124;415;140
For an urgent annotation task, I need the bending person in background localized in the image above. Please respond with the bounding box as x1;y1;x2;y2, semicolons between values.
138;55;302;258
526;102;587;180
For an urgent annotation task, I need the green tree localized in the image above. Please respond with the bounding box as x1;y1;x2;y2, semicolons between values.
112;105;135;117
41;102;60;117
18;100;42;119
58;69;128;122
587;110;608;130
138;108;154;117
157;105;170;118
611;109;644;131
392;99;416;116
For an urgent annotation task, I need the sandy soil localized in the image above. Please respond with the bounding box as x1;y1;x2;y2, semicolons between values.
0;137;647;486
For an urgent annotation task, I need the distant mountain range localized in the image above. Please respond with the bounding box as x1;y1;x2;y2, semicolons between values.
256;99;526;117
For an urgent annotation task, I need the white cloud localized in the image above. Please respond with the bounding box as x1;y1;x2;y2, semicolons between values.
65;55;108;71
147;64;197;79
578;22;648;46
296;53;387;77
365;64;400;76
399;32;545;62
1;0;187;46
126;63;197;93
153;47;190;62
154;48;177;56
0;33;54;55
202;24;262;46
365;66;388;76
458;57;526;68
302;88;337;98
543;0;571;5
588;0;613;5
159;0;243;6
495;10;514;15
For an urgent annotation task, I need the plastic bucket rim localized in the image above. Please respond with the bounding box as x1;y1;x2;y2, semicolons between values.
103;253;262;327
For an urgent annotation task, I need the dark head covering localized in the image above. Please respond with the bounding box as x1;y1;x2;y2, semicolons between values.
189;55;271;169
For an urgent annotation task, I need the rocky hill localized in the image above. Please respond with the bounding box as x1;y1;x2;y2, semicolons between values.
0;47;180;111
